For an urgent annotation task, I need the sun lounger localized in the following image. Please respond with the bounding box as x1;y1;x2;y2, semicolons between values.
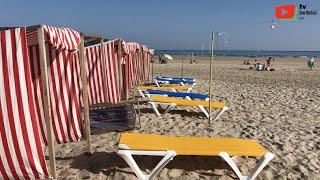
145;89;209;100
154;77;196;87
157;76;196;82
148;95;228;120
137;85;192;97
117;133;275;180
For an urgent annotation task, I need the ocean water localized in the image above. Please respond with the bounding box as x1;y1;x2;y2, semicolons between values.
155;50;320;58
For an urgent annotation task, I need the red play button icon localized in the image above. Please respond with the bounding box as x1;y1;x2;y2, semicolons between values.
275;4;296;19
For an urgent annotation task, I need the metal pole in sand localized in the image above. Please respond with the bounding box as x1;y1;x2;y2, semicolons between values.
181;54;184;78
208;32;215;128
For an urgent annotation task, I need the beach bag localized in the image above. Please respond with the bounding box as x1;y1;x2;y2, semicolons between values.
256;64;264;71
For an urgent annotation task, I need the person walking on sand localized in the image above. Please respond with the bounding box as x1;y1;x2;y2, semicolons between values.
308;56;315;70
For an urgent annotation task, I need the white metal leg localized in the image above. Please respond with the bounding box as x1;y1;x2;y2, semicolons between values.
163;104;176;115
219;152;274;180
198;105;209;118
148;102;161;117
117;147;177;180
148;102;176;117
211;107;229;121
154;79;160;87
199;105;228;121
138;90;146;98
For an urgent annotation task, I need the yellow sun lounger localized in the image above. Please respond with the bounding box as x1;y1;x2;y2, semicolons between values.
148;95;229;121
117;133;274;180
137;85;192;98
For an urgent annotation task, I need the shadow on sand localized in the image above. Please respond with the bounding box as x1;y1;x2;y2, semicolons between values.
68;151;235;178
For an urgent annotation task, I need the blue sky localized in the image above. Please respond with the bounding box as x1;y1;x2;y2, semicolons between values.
1;0;320;50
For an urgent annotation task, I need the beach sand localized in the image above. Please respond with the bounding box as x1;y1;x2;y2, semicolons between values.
52;56;320;179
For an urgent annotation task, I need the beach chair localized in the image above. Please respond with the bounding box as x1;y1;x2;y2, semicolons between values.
156;76;196;82
145;89;209;100
148;95;228;121
154;77;196;87
89;102;138;134
137;85;193;98
117;133;275;180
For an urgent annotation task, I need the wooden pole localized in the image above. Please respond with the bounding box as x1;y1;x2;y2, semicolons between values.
117;40;123;100
208;32;215;127
100;38;108;102
151;55;154;82
79;34;91;154
37;26;57;179
181;55;184;78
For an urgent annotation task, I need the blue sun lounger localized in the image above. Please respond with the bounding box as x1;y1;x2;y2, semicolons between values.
157;76;196;82
145;89;208;100
154;77;196;87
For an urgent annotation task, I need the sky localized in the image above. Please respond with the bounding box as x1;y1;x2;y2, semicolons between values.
1;0;320;51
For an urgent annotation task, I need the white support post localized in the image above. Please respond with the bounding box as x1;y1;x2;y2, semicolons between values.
37;26;57;179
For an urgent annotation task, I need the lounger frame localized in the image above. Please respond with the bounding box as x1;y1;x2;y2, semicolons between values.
146;95;229;121
137;87;192;98
117;144;274;180
154;78;196;88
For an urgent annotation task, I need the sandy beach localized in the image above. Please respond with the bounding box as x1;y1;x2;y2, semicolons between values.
53;56;320;179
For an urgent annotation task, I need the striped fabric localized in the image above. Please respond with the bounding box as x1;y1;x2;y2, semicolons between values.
26;25;80;51
122;42;153;96
27;26;83;144
85;44;106;105
0;28;49;179
43;25;80;51
103;40;121;103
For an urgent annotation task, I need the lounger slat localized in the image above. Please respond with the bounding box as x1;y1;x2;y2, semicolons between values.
119;133;267;157
150;95;226;108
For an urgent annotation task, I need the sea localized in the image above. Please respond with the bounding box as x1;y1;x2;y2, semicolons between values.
155;50;320;58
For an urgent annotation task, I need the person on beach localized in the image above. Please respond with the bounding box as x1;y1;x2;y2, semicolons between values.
308;56;315;69
254;59;259;68
266;57;272;66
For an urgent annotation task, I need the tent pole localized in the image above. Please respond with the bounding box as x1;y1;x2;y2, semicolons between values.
37;26;57;179
208;32;215;128
79;34;91;155
100;38;108;102
117;40;123;101
152;54;154;81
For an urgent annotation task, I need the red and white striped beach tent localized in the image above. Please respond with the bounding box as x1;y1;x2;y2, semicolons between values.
26;25;83;145
84;38;123;104
0;24;91;179
122;42;154;94
0;27;49;179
